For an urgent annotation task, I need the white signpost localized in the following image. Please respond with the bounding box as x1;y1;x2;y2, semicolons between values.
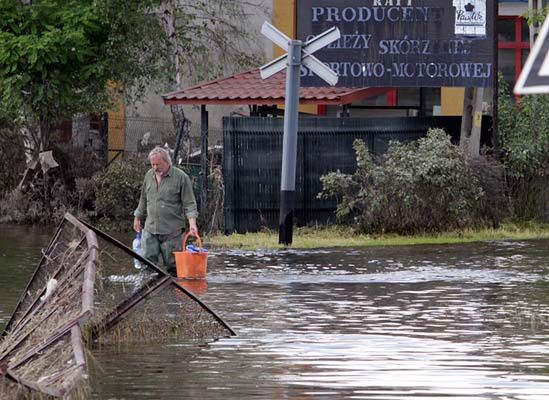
260;22;340;245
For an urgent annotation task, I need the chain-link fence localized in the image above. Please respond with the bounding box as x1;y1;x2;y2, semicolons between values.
109;115;222;161
123;116;176;154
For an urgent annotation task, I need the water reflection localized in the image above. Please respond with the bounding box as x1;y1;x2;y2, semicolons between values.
177;278;209;296
0;225;53;330
2;229;549;399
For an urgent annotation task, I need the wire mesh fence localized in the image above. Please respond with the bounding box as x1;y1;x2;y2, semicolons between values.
110;116;222;162
122;116;176;154
0;213;235;399
0;214;97;399
84;219;234;343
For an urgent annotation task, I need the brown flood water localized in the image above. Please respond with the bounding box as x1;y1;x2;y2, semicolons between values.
2;225;549;399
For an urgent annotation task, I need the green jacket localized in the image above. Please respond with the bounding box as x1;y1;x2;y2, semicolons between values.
134;166;198;235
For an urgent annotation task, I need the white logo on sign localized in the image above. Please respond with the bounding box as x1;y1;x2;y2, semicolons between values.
453;0;486;37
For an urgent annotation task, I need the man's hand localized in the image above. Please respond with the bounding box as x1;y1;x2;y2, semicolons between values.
188;218;198;236
133;216;142;232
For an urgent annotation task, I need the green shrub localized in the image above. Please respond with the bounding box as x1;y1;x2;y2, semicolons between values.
469;156;509;229
319;128;486;234
498;78;549;220
93;158;149;224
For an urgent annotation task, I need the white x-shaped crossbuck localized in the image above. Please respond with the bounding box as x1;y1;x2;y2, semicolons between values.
259;22;341;86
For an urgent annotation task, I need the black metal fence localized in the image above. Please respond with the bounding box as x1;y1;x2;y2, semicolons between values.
223;116;493;233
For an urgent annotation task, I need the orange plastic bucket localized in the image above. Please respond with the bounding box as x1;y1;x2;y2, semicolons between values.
174;232;208;279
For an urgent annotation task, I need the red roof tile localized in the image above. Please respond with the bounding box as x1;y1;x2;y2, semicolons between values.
162;68;389;106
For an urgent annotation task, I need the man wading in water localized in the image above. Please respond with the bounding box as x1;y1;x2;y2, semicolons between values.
133;147;198;275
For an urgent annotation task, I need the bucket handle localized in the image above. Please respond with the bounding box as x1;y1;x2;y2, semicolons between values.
182;231;203;252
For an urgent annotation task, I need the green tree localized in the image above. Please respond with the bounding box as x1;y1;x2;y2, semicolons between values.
158;0;265;90
498;78;549;219
157;0;266;150
0;0;166;159
0;0;265;161
524;4;549;30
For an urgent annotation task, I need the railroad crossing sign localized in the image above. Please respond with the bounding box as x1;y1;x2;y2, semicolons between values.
260;23;340;84
515;14;549;94
259;22;340;245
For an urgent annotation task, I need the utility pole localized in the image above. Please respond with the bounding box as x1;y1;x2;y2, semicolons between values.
460;87;484;157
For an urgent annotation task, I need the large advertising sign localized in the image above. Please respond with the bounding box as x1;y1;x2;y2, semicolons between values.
297;0;495;88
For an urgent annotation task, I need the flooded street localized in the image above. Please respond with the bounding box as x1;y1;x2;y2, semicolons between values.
2;225;549;399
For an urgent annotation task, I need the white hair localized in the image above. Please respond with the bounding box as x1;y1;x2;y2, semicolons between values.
148;146;172;166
